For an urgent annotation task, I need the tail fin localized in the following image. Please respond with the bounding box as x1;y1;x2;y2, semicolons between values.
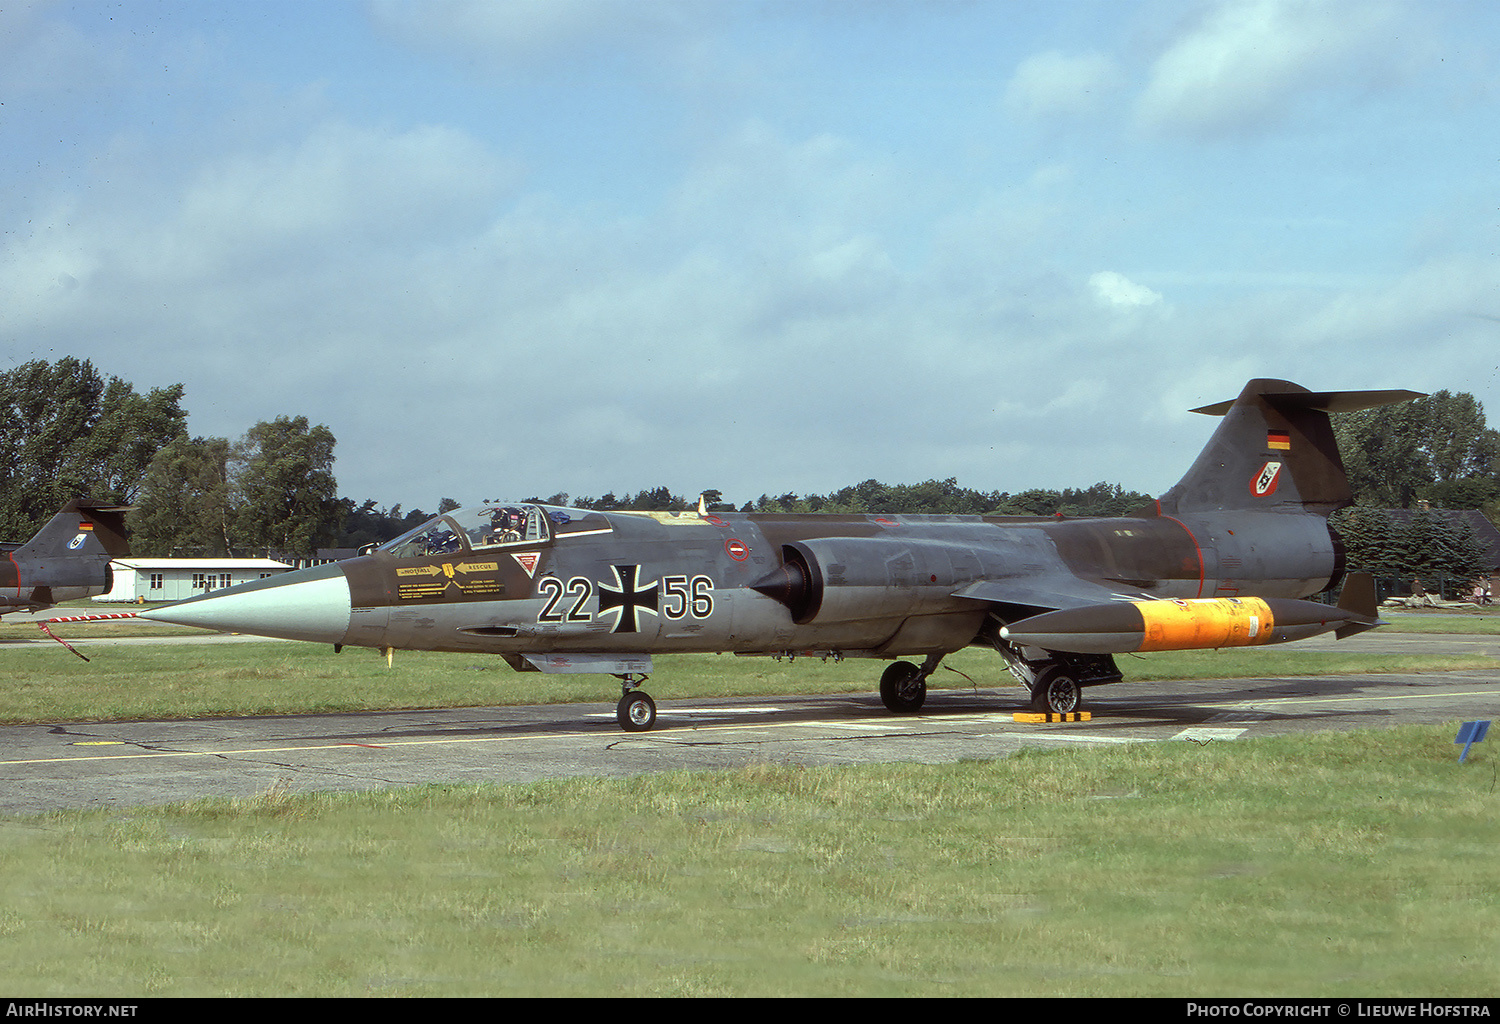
1156;379;1421;517
15;500;132;560
1334;571;1382;638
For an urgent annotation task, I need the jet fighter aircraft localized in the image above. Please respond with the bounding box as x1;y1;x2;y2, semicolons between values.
1;500;131;617
138;379;1416;730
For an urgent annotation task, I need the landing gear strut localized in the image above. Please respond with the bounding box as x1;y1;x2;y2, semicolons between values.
989;629;1116;715
615;673;656;732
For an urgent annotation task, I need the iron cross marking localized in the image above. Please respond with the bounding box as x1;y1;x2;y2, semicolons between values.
597;564;661;633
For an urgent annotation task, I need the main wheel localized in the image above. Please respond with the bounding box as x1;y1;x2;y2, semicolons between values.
879;661;927;713
1030;668;1081;714
617;690;657;731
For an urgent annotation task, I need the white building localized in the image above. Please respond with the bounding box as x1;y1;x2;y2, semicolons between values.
94;558;294;604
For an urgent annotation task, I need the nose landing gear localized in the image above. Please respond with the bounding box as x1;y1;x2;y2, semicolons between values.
615;674;657;731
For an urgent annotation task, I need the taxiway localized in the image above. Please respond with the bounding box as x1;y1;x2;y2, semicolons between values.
2;633;1497;814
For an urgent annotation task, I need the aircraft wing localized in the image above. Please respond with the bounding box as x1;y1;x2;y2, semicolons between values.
951;576;1158;615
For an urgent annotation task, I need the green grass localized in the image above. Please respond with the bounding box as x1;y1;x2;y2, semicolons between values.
1;725;1495;996
1378;610;1500;634
5;612;1498;995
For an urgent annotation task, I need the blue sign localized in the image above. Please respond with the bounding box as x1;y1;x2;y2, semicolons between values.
1455;720;1490;763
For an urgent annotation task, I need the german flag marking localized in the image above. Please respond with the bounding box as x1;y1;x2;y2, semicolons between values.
1267;430;1291;450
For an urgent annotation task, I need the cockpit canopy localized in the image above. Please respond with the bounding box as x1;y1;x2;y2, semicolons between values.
379;504;551;558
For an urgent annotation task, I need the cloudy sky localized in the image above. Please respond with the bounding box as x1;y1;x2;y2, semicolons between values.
3;0;1498;512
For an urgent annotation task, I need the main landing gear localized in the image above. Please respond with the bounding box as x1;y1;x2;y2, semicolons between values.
877;652;1089;715
879;653;943;713
995;639;1118;715
1028;665;1082;715
615;673;657;732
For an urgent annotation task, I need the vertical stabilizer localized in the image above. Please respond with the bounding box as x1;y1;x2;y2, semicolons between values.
1156;379;1422;517
15;500;132;559
1334;571;1381;639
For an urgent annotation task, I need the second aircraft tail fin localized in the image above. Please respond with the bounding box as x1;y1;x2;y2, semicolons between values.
15;500;132;560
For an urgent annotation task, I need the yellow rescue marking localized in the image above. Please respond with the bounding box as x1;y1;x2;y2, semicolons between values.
1013;712;1092;723
1137;596;1276;651
72;741;124;746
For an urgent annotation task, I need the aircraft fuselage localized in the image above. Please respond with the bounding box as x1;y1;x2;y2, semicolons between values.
203;504;1342;664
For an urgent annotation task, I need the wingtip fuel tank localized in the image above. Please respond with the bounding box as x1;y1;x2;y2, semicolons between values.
998;590;1381;655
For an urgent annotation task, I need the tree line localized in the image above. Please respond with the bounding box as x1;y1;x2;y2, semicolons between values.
532;480;1155;519
1331;506;1490;592
4;359;1498;587
0;358;340;557
1331;390;1500;591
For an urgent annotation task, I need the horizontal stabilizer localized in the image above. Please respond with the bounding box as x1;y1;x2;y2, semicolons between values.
1190;389;1424;417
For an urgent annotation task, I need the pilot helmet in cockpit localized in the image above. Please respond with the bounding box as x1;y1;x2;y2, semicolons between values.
494;506;527;541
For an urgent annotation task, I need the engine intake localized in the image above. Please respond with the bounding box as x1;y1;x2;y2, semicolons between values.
749;545;821;623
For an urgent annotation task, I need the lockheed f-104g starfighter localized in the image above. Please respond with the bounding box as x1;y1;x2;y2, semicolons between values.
138;378;1416;730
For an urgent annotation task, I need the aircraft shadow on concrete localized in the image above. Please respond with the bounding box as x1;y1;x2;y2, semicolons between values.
243;674;1412;744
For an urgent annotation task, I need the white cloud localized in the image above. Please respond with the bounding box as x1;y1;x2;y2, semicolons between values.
1;122;511;338
1135;0;1410;136
1090;271;1163;308
169;123;509;267
0;1;95;94
1005;50;1120;120
4;1;1496;511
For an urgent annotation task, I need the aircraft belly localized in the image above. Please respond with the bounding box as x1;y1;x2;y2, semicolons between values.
45;587;95;604
717;595;912;653
875;610;988;655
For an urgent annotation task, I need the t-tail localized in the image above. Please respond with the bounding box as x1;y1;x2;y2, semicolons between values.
2;500;132;611
14;500;131;560
1156;378;1422;517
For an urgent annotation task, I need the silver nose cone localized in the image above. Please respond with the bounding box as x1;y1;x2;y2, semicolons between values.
137;562;352;644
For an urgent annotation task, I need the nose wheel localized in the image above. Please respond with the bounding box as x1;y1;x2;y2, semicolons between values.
615;674;657;731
